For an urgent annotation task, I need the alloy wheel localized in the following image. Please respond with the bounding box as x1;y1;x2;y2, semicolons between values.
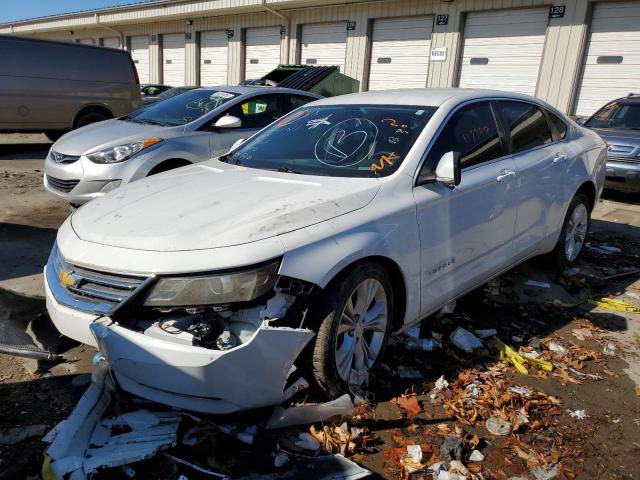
334;278;388;382
564;203;588;262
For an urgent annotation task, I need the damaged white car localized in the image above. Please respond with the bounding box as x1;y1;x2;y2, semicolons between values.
45;89;606;413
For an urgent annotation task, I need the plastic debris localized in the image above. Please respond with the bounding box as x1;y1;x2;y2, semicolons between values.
509;386;533;397
42;420;66;444
567;409;588;420
495;338;553;374
469;450;485;462
450;327;483;352
485;417;512;436
588;244;621;254
406;444;423;463
604;341;616;356
403;337;441;351
531;463;559;480
524;280;551;288
396;365;424;379
474;328;497;338
588;297;640;313
266;394;354;430
0;424;48;445
569;368;603;380
71;374;92;388
163;453;229;478
440;436;463;460
430;375;450;400
548;342;566;355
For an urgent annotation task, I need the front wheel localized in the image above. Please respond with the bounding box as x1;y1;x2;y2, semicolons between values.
310;263;393;399
550;193;591;270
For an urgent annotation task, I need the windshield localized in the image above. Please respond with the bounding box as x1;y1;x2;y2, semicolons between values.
156;87;193;100
127;89;238;126
229;105;436;177
585;102;640;130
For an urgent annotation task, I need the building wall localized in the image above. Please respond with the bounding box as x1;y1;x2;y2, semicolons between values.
1;0;636;114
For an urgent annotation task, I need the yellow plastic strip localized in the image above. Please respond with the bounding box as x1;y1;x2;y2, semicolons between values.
588;297;640;313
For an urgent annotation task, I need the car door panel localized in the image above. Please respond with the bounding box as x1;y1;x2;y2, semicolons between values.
413;101;517;315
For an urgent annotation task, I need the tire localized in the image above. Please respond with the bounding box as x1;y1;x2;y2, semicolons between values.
310;262;394;399
550;193;591;271
74;110;111;129
45;130;67;142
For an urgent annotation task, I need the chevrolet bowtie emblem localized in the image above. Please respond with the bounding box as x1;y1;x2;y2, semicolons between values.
59;270;77;288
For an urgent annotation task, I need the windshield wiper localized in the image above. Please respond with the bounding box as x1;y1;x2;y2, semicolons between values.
277;166;304;174
135;118;171;126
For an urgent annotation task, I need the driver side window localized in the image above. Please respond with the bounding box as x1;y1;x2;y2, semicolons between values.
224;95;281;129
419;101;504;181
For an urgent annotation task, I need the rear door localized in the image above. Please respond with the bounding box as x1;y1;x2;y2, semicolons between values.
413;101;516;314
495;100;566;257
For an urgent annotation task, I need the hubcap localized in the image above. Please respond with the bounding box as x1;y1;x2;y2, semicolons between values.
334;278;388;382
565;203;588;262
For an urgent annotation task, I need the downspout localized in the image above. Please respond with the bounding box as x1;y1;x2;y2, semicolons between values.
262;0;290;64
94;13;124;48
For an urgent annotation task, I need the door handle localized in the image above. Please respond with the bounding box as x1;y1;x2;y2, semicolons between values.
553;153;567;164
496;170;516;182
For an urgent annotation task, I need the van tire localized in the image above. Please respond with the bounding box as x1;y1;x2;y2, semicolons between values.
45;130;66;142
310;262;393;399
550;193;591;271
74;109;112;129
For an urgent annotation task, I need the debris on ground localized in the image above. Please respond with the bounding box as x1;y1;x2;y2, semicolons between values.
449;327;483;352
0;424;48;445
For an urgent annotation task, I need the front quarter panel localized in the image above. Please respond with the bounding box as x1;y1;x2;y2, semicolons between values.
278;175;421;328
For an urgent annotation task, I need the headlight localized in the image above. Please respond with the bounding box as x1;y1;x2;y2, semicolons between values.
144;260;280;307
86;138;162;164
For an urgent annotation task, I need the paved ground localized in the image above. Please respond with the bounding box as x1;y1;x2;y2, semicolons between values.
1;133;639;479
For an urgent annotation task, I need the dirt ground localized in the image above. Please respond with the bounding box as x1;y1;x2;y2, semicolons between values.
1;134;639;479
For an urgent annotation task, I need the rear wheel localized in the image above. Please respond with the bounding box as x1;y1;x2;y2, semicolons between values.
45;130;66;142
551;193;591;270
310;263;393;398
74;109;112;129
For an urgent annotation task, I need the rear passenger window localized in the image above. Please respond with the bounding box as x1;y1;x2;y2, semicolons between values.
547;110;567;140
288;95;315;112
424;101;504;171
498;101;553;153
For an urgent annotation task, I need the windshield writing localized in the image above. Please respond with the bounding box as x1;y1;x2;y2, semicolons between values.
231;105;436;177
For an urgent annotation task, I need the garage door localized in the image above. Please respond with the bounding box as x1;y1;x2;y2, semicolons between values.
245;26;281;79
300;22;347;70
368;16;433;90
162;33;186;86
102;37;120;49
458;8;549;96
200;30;228;86
574;2;640;116
78;38;94;45
130;35;150;84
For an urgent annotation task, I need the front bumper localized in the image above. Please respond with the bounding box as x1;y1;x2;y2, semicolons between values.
605;160;640;192
44;261;314;414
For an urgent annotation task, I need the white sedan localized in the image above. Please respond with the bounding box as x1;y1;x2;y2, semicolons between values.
45;89;606;413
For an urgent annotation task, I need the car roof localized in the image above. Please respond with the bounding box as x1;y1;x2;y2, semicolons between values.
310;88;545;107
195;85;322;97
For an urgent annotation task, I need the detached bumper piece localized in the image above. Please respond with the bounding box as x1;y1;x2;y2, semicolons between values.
43;361;182;480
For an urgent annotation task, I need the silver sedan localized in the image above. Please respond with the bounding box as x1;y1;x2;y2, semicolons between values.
44;86;321;206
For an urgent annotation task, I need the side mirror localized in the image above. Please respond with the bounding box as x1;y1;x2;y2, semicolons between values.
576;117;587;126
213;115;241;129
230;138;246;151
435;151;461;188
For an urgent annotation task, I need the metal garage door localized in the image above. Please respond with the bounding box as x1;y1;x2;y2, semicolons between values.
245;26;281;80
368;16;433;90
78;38;94;45
162;33;186;86
130;35;150;84
301;22;347;70
102;37;120;49
574;2;640;116
459;8;549;96
200;30;228;86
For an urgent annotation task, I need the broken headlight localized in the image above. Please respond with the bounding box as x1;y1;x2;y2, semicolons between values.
143;260;280;307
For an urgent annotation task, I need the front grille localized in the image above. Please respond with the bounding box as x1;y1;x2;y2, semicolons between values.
47;245;149;314
50;151;80;164
607;154;639;164
47;176;80;193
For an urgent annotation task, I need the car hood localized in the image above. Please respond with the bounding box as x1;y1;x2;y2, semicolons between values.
52;118;180;155
70;161;380;252
590;128;640;144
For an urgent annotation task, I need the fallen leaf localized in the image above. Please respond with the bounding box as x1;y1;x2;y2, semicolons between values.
393;395;423;417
